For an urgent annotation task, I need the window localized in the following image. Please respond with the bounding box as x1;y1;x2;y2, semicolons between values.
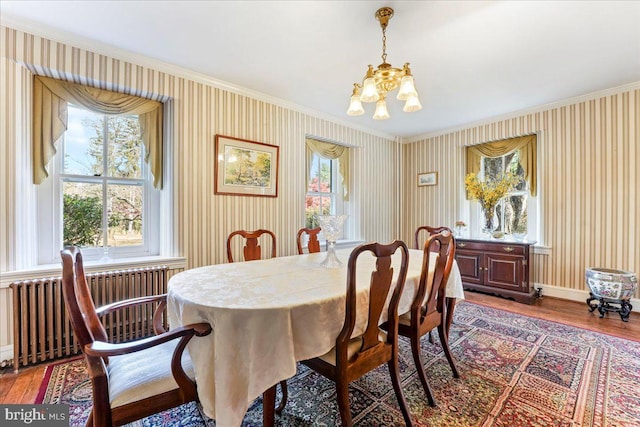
37;105;159;263
480;150;533;236
305;154;339;228
466;134;537;240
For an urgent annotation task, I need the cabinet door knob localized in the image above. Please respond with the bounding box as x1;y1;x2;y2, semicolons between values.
458;243;466;248
504;247;514;252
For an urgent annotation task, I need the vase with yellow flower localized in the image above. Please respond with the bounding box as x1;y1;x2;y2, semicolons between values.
465;172;517;236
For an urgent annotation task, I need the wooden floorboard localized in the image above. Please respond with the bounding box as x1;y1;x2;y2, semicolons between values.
464;291;640;340
0;364;46;404
0;291;638;405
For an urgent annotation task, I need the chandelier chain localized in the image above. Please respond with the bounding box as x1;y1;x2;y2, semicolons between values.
381;26;387;63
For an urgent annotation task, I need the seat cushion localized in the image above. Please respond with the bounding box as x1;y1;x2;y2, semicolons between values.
317;331;387;366
108;339;195;408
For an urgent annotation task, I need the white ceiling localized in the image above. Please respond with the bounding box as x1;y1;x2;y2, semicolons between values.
2;1;640;139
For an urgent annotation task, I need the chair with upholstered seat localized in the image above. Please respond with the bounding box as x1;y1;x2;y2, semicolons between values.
296;227;322;254
226;229;277;262
389;233;459;407
298;241;414;427
60;247;212;427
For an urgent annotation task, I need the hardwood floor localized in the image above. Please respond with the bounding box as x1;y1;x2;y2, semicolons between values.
1;291;639;405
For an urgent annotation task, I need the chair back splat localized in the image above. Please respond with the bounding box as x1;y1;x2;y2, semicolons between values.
226;229;277;262
296;227;322;254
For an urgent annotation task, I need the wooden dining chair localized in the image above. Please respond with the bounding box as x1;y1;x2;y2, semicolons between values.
414;225;452;250
226;229;277;263
413;226;455;344
225;229;288;412
296;227;322;254
296;241;414;426
60;247;212;427
389;233;459;407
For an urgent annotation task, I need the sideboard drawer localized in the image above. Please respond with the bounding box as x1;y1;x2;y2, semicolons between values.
455;240;526;255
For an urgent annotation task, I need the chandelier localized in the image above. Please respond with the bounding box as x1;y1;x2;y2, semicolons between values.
347;7;422;120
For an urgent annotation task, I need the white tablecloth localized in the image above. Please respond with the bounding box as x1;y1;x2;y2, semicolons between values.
167;248;463;427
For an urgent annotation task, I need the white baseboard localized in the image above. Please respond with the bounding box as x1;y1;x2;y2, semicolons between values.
534;283;639;313
0;344;13;365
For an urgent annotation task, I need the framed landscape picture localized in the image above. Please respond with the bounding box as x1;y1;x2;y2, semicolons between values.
417;171;438;187
214;135;279;197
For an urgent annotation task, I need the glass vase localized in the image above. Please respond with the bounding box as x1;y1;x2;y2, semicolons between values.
317;214;348;268
481;206;497;236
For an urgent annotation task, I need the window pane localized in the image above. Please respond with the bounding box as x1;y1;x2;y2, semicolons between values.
107;184;143;247
505;194;527;234
482;157;502;182
63;182;103;247
107;116;143;178
505;151;527;191
318;157;332;189
305;196;333;228
63;106;103;176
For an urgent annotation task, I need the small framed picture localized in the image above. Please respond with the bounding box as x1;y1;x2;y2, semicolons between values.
417;171;438;187
214;135;279;197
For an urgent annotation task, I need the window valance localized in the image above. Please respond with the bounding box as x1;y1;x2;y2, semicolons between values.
465;134;537;197
305;138;349;201
33;76;164;188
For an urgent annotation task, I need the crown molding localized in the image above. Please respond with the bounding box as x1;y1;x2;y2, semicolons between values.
0;17;396;141
404;81;640;144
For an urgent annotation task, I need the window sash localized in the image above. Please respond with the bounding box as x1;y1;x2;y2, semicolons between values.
37;108;159;264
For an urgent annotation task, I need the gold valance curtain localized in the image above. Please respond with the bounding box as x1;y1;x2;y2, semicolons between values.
305;138;350;201
33;75;164;189
466;134;537;197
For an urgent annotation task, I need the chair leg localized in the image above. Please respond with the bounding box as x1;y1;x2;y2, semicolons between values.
275;380;288;414
388;354;414;426
410;334;436;406
335;378;353;427
438;324;460;378
85;410;94;427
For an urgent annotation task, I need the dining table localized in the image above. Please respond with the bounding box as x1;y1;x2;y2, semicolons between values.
167;246;464;427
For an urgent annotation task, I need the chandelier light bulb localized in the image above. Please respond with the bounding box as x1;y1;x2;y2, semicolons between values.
347;94;365;116
360;77;379;103
403;93;423;113
373;98;390;120
397;75;418;101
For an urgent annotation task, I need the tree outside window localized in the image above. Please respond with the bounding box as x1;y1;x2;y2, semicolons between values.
305;155;335;228
62;105;145;249
482;151;528;234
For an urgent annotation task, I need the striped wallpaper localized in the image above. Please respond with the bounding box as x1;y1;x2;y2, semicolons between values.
0;26;399;350
402;89;640;300
1;24;638;355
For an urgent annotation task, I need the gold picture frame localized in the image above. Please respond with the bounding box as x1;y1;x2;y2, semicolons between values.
417;171;438;187
214;135;279;197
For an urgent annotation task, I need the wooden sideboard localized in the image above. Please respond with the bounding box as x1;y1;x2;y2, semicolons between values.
454;238;536;304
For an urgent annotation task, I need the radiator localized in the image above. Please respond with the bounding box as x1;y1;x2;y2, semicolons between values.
10;266;168;369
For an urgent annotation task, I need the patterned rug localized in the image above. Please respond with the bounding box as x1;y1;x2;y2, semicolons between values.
36;301;640;426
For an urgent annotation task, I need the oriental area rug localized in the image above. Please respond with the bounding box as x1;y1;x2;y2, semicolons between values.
36;301;640;426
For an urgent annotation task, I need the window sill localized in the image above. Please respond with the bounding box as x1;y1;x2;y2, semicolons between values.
0;256;187;288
